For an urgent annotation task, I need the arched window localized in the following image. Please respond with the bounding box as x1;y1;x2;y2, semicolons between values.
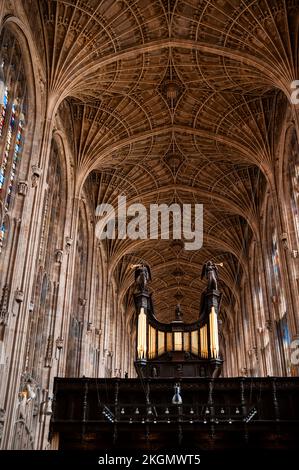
266;206;291;375
270;228;287;315
27;138;67;378
283;128;299;301
286;130;299;246
0;27;27;252
66;203;89;377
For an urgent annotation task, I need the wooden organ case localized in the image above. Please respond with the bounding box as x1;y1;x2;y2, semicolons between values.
134;271;223;379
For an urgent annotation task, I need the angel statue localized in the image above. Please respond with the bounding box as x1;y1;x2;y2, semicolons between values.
131;262;151;292
201;260;223;292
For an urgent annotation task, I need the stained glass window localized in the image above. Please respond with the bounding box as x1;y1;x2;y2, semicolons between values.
269;222;290;374
6;110;25;209
276;314;291;376
0;85;8;137
0;95;26;210
271;230;287;313
0;99;16;191
0;28;27;253
288;134;299;246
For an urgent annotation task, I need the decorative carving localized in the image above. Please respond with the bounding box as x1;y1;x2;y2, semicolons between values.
248;347;258;361
163;143;185;176
38;73;46;95
0;284;9;325
280;232;289;250
65;237;73;253
45;335;53;367
15;289;24;303
170;239;184;256
18;374;38;418
240;367;248;377
79;297;87;307
158;58;186;109
174;290;184;302
18;181;28;196
55;249;63;263
56;336;64;350
171;267;185;278
31;165;42;187
39;191;49;261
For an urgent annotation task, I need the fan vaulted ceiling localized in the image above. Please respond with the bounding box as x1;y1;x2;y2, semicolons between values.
21;0;298;322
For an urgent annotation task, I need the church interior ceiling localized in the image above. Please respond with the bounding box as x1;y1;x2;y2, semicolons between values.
21;0;299;322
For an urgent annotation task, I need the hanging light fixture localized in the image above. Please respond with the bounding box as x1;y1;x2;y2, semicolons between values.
172;383;183;405
102;405;114;422
244;407;257;423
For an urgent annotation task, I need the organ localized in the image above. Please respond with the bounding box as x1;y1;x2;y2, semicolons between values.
134;262;223;378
